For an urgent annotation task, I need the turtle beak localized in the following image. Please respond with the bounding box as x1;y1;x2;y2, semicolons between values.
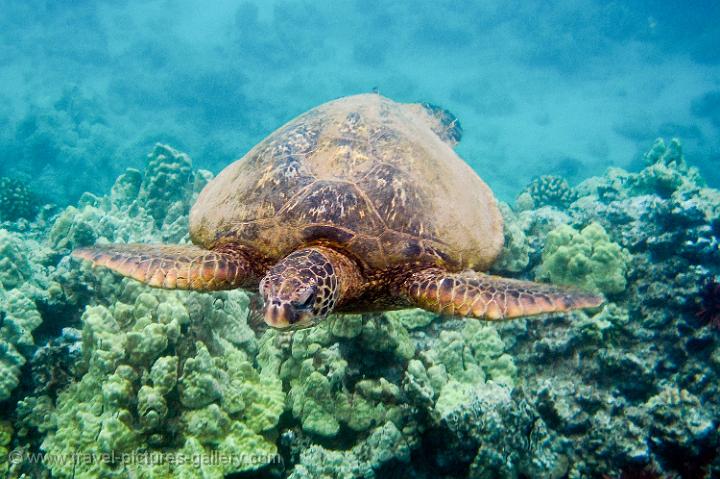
263;299;315;330
263;300;296;329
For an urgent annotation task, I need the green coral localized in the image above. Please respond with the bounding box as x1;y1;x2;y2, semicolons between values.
40;287;283;479
289;421;412;479
0;340;25;403
0;290;43;401
538;222;630;295
139;144;195;227
359;313;415;360
403;319;517;422
632;138;704;197
385;309;435;331
493;203;531;273
149;356;178;395
277;324;348;438
0;259;47;405
0;229;33;289
0;420;11;473
329;313;364;338
292;370;340;437
432;320;515;387
265;313;414;440
48;144;211;252
521;175;577;209
263;309;515;449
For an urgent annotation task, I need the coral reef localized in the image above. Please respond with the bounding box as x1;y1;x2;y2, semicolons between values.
492;203;531;273
0;290;42;401
496;138;720;477
518;175;578;210
138;144;196;229
537;222;631;295
261;312;415;441
0;230;33;290
36;287;283;479
47;143;211;253
0;229;50;404
2;138;719;478
0;177;39;222
288;421;412;479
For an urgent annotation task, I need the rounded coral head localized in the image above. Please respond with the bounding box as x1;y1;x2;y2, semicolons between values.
259;249;339;330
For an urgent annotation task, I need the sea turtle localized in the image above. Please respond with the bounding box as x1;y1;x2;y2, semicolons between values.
73;94;602;330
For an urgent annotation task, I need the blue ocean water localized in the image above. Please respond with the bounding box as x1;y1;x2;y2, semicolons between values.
0;0;718;204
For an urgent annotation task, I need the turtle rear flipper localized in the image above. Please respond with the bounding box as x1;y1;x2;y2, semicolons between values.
402;268;603;320
72;243;261;291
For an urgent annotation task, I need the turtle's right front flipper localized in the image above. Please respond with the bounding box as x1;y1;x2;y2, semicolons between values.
72;243;263;291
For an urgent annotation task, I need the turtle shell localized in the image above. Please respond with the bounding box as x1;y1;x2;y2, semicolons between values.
189;94;503;272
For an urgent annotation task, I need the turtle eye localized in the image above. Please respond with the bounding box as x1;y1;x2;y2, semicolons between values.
293;288;316;310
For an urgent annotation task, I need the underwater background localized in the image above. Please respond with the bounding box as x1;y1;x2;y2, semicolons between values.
1;1;719;478
1;0;720;203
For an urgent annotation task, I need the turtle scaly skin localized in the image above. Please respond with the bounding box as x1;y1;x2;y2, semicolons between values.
401;268;601;320
259;246;363;328
73;243;267;290
74;94;602;330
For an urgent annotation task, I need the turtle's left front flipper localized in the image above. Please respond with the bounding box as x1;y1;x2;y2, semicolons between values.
401;268;603;320
73;243;262;291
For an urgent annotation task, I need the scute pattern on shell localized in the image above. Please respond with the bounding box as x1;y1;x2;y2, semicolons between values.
357;162;436;239
247;120;321;214
280;180;385;235
189;94;504;273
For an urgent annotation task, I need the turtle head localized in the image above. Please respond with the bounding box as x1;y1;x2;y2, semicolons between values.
259;249;340;331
